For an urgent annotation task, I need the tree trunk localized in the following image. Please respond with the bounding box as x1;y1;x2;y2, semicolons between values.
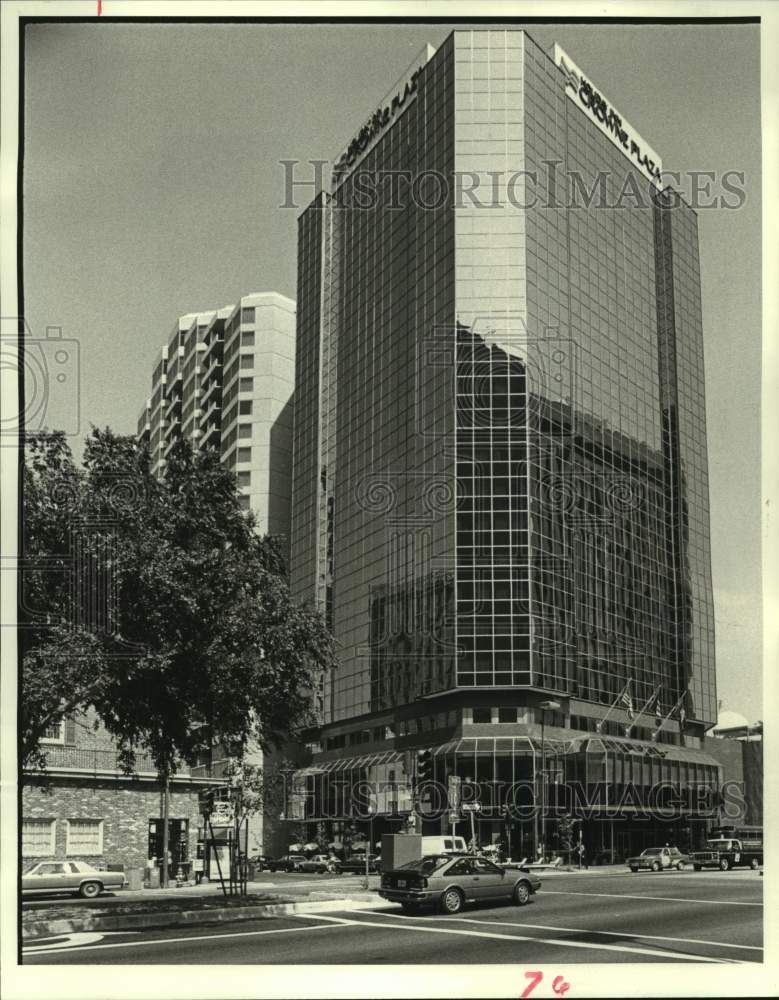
161;773;170;888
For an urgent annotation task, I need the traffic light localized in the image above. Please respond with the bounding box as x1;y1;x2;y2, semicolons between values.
416;748;434;783
198;788;215;818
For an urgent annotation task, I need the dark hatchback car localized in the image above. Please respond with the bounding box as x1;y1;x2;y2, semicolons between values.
379;854;541;914
264;854;307;873
335;853;381;875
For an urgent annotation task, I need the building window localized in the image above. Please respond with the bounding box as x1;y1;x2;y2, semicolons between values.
498;707;518;724
241;331;255;347
472;707;492;724
239;378;253;393
238;424;252;439
237;471;251;488
40;720;65;743
237;447;252;463
241;307;255;323
66;819;104;855
238;495;251;511
239;400;253;415
240;354;254;369
22;819;56;857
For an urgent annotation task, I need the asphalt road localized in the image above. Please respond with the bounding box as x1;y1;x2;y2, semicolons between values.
23;870;762;966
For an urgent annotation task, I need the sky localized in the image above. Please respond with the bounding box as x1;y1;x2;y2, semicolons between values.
21;19;763;723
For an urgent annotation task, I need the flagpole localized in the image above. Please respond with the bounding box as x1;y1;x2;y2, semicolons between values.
595;680;631;734
625;685;662;737
651;692;686;741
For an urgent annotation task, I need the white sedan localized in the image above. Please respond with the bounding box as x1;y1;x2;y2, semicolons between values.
22;860;126;899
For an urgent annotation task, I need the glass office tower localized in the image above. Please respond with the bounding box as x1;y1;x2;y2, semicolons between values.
290;29;719;859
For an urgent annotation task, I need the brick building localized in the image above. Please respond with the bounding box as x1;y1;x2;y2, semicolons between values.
704;711;763;828
22;709;213;879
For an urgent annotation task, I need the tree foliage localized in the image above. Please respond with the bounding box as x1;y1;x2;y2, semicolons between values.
21;428;333;778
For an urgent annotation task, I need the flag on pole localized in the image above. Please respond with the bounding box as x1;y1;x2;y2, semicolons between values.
596;679;633;733
620;680;634;720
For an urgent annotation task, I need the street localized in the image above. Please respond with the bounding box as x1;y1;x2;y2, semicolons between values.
22;870;762;965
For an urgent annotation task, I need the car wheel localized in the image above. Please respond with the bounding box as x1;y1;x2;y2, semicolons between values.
400;902;419;914
675;862;684;871
693;864;701;871
629;866;638;873
513;881;531;906
79;881;102;899
651;861;660;872
750;858;760;870
440;887;464;915
719;858;731;871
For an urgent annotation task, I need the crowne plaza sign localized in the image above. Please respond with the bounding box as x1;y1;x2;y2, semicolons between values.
554;44;663;189
333;44;436;183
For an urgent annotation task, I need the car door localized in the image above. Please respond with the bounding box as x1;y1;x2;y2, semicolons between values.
64;862;85;890
472;857;510;899
661;849;671;869
446;857;484;900
32;862;69;891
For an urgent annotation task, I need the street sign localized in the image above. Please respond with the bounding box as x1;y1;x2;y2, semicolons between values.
211;801;234;824
447;776;462;812
461;803;481;813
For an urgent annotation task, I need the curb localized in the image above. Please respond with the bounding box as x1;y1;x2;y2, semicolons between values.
22;895;382;941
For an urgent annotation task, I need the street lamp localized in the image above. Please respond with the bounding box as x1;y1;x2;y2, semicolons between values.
538;700;561;862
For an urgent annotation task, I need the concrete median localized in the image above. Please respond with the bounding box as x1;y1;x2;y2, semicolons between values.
22;892;382;941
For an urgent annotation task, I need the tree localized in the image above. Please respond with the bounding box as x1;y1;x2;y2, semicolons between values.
556;814;577;865
21;429;334;882
20;432;107;769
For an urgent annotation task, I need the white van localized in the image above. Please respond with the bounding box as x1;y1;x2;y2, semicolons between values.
420;836;468;855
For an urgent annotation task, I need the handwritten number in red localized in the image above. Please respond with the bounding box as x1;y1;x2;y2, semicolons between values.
522;971;544;998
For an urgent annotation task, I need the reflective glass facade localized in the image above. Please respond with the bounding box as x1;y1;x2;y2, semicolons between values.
291;29;717;754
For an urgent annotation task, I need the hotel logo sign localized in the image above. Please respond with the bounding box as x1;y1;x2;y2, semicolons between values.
333;44;436;184
554;44;663;189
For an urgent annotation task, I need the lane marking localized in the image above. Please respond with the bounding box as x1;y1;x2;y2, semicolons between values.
23;919;352;956
300;913;735;963
24;931;140;953
376;914;762;953
540;889;761;907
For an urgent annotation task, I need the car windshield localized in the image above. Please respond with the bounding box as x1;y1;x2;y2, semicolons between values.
397;855;450;875
641;849;662;856
708;840;734;849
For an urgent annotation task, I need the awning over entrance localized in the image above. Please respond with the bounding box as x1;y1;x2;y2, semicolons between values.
431;737;585;756
313;750;403;773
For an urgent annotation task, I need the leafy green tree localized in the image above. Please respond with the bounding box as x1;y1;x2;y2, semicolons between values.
21;427;333;801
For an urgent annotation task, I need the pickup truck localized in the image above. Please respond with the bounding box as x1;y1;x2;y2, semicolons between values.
690;837;763;871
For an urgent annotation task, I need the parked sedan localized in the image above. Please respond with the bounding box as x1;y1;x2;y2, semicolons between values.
627;847;688;872
299;854;339;873
379;854;541;914
335;853;381;875
264;854;307;873
248;854;272;873
22;860;126;899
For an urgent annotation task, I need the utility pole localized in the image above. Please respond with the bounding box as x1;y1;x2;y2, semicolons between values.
538;700;560;862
